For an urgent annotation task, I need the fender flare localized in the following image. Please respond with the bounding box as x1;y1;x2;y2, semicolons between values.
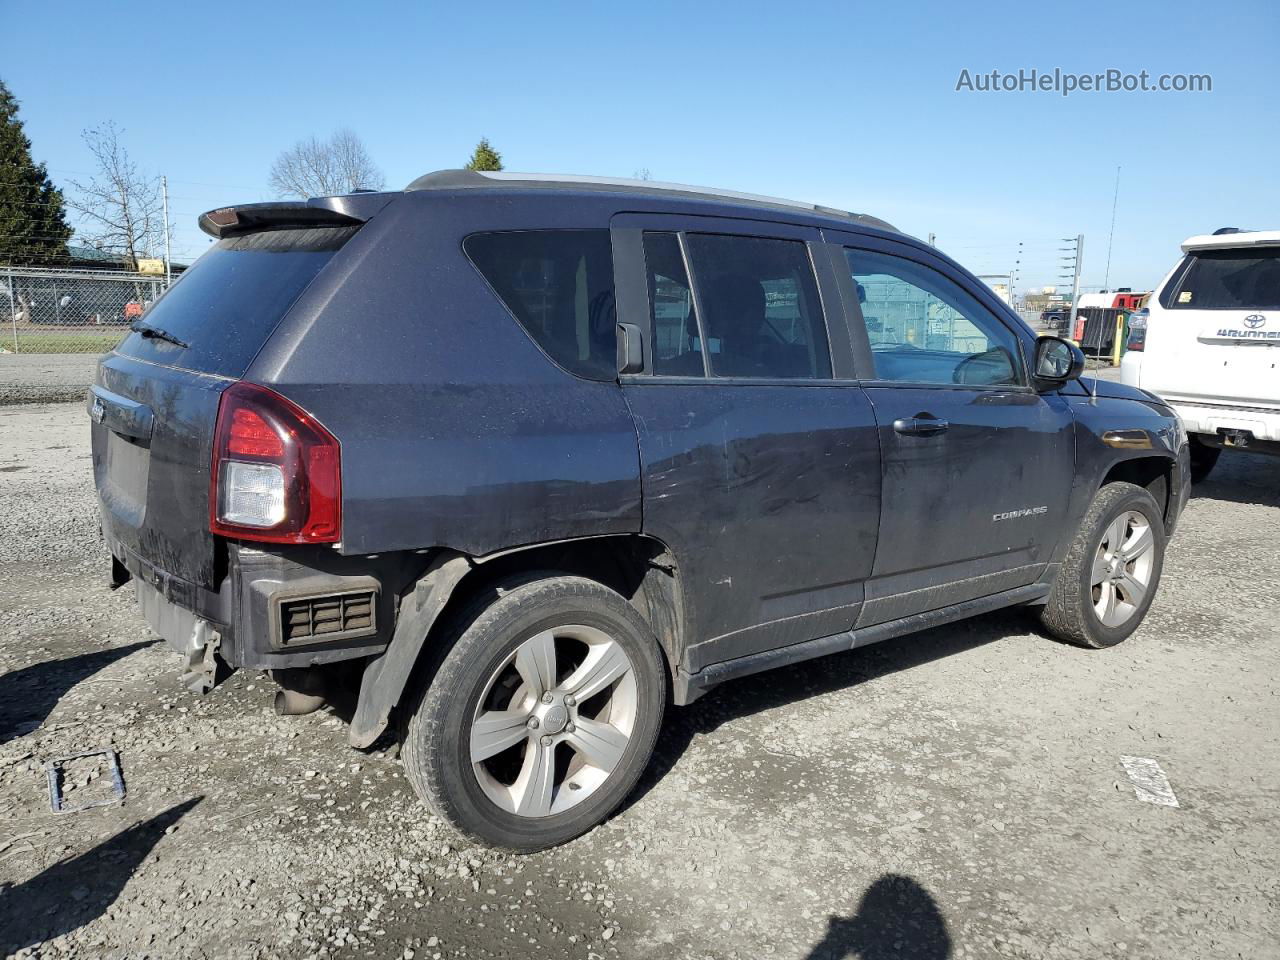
349;552;471;748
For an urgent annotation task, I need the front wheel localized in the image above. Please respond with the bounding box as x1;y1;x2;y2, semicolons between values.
401;574;666;851
1039;482;1166;648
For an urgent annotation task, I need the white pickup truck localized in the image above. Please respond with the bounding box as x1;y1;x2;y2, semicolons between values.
1121;228;1280;481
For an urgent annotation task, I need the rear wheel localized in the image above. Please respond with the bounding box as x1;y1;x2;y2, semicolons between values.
1189;436;1221;483
1039;482;1166;648
401;574;666;851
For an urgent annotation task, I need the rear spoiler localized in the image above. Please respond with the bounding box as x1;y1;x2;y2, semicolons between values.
198;194;394;239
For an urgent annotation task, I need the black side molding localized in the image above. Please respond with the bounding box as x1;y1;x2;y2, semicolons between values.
672;582;1050;705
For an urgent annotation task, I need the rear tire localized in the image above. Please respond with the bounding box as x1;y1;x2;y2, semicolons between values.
1189;436;1221;483
401;574;666;852
1039;482;1166;648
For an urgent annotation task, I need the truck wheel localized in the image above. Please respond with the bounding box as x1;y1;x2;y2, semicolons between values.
1189;436;1221;484
1039;482;1166;649
401;574;666;852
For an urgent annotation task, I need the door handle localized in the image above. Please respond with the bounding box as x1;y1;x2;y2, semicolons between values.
893;416;949;437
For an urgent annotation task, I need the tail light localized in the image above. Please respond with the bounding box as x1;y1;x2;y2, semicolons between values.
1126;313;1148;352
210;382;341;544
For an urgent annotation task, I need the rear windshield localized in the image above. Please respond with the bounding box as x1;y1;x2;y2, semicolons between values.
115;226;356;376
1166;248;1280;310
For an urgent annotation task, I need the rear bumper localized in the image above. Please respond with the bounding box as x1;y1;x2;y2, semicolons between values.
107;535;407;685
1171;401;1280;451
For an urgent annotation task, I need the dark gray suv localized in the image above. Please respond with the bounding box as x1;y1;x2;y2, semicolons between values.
89;170;1190;850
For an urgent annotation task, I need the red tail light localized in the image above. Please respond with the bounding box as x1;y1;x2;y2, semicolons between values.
209;382;341;544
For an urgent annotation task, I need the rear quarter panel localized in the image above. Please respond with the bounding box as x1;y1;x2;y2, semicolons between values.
246;193;642;557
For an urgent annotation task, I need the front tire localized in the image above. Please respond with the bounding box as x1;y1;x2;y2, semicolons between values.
401;574;666;852
1040;482;1166;648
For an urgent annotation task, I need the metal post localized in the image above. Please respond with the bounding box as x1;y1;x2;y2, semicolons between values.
7;266;17;353
1067;234;1084;342
162;175;172;287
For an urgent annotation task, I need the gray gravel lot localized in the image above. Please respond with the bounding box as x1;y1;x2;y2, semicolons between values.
0;356;99;406
1;401;1277;960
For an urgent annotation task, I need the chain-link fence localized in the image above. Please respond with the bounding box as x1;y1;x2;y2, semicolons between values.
2;266;169;354
1;267;172;404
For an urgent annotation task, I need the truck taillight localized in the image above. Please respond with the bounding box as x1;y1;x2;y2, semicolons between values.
1126;314;1148;352
210;382;341;544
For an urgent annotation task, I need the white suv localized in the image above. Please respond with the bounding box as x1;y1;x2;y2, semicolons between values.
1121;228;1280;482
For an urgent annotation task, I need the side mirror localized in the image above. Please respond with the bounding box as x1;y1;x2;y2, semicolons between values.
1032;335;1085;390
617;322;644;375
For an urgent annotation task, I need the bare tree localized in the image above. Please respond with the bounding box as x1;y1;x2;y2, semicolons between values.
67;122;167;269
268;129;385;198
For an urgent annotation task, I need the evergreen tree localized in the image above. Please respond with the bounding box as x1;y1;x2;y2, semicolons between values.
464;138;504;172
0;79;72;265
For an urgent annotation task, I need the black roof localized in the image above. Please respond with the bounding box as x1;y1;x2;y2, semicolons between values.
404;169;898;234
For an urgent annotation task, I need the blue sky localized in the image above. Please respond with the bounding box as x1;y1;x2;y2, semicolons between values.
4;0;1276;292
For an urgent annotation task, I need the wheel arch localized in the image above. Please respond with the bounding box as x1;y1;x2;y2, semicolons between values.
1099;453;1175;526
349;534;685;748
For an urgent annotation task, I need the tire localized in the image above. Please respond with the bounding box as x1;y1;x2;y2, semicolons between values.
1039;481;1166;649
1189;436;1221;484
400;573;666;852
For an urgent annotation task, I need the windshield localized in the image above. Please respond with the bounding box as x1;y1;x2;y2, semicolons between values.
1167;248;1280;310
114;226;356;376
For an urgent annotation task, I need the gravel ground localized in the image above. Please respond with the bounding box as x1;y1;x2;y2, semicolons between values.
1;401;1277;960
0;356;100;406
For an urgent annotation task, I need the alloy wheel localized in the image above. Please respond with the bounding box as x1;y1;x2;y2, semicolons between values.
1091;510;1156;628
469;625;638;818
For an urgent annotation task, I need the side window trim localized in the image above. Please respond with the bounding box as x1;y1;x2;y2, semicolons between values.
828;236;1033;390
677;233;715;377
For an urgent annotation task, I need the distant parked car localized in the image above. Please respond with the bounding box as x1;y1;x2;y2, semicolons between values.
1039;307;1070;335
1121;228;1280;481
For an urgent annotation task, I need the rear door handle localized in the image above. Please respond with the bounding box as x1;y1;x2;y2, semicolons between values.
893;416;949;437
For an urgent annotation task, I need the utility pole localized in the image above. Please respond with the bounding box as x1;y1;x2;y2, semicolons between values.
162;175;172;287
1061;234;1084;340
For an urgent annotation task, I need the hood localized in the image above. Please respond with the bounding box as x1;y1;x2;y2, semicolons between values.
1062;376;1169;407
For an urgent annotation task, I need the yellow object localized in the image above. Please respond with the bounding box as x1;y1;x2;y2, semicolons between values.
137;258;165;275
1112;315;1125;366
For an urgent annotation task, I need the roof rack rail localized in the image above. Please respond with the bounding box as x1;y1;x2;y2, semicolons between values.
403;169;897;233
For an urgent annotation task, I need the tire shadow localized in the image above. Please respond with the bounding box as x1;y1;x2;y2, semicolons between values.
625;608;1029;812
1189;451;1280;508
805;874;952;959
0;641;155;745
0;796;202;955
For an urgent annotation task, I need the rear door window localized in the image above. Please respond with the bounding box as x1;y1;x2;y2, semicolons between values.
465;230;616;381
1166;248;1280;310
115;226;356;377
682;234;831;379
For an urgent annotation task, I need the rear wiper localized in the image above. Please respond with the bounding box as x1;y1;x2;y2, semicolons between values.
130;320;190;349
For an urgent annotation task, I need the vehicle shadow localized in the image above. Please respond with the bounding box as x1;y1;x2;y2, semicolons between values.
0;796;202;955
627;609;1027;811
804;873;952;959
1190;453;1280;508
0;641;155;745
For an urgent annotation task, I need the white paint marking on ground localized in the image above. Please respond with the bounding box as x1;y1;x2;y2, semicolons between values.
1120;756;1180;808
